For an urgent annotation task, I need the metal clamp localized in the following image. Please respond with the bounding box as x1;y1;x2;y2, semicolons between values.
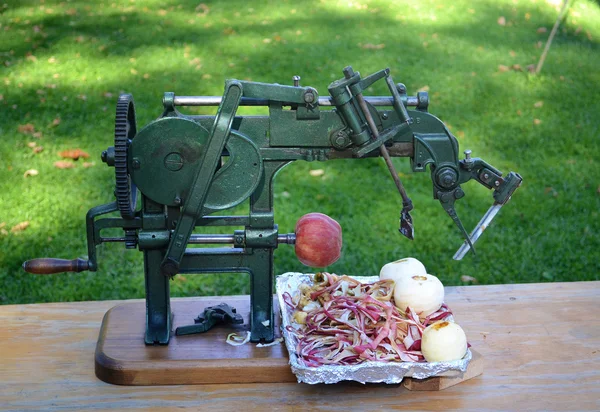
175;303;244;336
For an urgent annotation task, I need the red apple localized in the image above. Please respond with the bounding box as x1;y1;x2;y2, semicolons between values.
294;212;342;267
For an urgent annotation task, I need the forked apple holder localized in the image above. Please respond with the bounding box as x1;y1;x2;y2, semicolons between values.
23;66;521;345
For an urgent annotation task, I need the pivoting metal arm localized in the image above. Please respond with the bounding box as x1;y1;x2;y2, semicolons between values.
161;81;244;277
331;66;416;239
453;166;522;260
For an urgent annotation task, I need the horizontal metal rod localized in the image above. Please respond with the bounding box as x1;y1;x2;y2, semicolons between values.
102;233;297;245
188;233;296;245
188;234;235;244
102;237;126;242
173;96;419;107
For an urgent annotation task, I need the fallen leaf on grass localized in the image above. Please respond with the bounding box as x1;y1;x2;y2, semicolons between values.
33;146;43;153
497;16;506;26
309;169;325;177
82;162;95;168
0;223;5;229
461;275;478;283
23;169;39;177
59;148;89;160
511;64;523;71
11;221;30;233
54;161;75;169
27;142;37;148
417;85;430;92
534;101;544;108
537;27;548;34
18;123;35;134
196;3;209;13
50;117;61;127
533;118;542;125
526;64;536;73
360;43;385;50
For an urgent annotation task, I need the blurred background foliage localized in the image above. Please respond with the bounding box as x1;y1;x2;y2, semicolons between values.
0;0;599;304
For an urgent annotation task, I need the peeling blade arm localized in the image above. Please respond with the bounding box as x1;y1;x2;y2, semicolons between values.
453;203;503;260
439;196;475;255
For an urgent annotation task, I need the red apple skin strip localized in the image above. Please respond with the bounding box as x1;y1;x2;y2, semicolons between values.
286;273;455;367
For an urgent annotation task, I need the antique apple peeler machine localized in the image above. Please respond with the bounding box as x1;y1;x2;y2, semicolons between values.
23;66;522;345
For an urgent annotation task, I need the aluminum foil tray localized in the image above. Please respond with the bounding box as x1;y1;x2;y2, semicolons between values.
276;272;472;385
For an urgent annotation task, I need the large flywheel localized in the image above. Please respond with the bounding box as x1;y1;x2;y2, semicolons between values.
128;116;263;213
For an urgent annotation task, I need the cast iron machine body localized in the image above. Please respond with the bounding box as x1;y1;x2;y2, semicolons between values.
23;67;521;345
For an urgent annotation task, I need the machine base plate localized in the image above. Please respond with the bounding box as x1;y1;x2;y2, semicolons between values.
95;296;295;385
95;296;483;388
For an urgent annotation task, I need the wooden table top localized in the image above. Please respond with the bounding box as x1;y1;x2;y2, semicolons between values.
1;281;599;411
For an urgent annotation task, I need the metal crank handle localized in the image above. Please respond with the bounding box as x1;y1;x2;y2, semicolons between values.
22;258;89;274
453;203;503;261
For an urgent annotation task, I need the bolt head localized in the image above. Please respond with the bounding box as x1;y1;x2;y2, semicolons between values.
303;91;315;103
438;168;458;189
164;152;184;171
396;83;407;95
343;66;355;79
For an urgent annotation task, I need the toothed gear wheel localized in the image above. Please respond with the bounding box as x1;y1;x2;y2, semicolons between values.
124;229;138;249
114;93;138;219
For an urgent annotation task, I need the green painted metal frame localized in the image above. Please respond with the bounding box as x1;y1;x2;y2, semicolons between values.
66;67;521;345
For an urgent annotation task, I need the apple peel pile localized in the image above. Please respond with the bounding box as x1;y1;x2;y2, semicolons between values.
283;272;456;367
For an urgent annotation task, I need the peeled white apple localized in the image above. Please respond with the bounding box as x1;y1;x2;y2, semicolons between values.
392;273;444;317
421;320;468;362
379;257;427;283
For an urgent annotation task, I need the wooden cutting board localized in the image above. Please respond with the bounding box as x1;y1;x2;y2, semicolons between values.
95;297;482;388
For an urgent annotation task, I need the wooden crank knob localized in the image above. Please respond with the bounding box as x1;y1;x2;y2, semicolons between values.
22;258;90;274
294;213;342;268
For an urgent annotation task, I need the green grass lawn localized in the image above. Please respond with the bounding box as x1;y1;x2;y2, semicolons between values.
1;0;599;304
